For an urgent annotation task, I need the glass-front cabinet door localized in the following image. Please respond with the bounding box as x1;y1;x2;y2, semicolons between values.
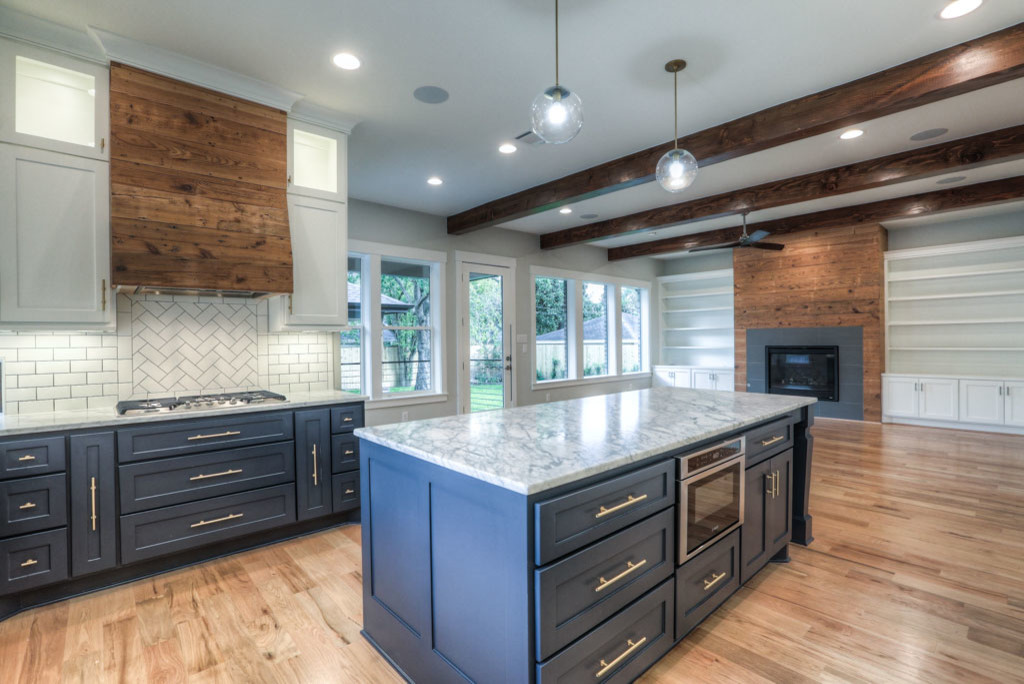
0;37;109;160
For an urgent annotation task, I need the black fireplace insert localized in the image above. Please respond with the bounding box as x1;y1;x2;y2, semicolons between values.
765;345;838;401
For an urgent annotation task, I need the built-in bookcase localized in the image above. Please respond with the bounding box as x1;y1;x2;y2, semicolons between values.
658;269;735;369
884;235;1024;377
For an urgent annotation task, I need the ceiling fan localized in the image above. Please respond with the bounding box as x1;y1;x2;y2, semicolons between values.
689;212;785;252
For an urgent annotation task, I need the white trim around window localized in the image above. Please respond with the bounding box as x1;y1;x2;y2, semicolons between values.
530;265;651;390
346;240;447;404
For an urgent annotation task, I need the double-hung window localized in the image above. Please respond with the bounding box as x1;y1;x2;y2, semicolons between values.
533;268;649;386
343;241;446;401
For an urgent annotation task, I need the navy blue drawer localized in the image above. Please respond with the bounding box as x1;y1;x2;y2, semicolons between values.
538;579;674;684
332;472;359;512
330;404;364;433
675;528;739;640
0;528;68;596
745;415;796;468
117;412;294;463
1;474;67;538
332;433;359;473
535;460;674;566
119;442;296;513
119;484;296;564
0;435;65;481
536;507;675;661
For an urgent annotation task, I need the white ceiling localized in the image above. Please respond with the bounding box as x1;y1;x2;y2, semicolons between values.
2;0;1021;224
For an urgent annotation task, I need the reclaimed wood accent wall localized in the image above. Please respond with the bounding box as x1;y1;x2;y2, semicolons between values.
109;63;292;293
733;224;887;421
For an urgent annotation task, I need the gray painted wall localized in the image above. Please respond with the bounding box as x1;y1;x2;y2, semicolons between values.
886;209;1024;250
349;199;662;426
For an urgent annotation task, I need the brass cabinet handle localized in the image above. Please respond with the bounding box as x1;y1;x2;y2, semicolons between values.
774;470;780;498
189;468;243;482
595;558;647;593
187;430;241;441
344;449;355;456
19;501;37;510
190;512;243;528
765;473;773;497
595;636;647;678
704;571;727;591
100;137;105;152
20;558;38;568
760;434;785;447
18;454;36;462
90;476;97;531
101;279;107;312
312;444;319;486
345;489;355;495
595;493;648;519
343;416;353;423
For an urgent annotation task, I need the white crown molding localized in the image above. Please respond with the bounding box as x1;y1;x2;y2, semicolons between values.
884;234;1024;261
89;26;304;111
289;101;361;135
0;6;107;64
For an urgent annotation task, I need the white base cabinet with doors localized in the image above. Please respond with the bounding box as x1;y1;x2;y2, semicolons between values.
654;366;734;392
0;37;113;330
883;374;1024;434
270;117;351;331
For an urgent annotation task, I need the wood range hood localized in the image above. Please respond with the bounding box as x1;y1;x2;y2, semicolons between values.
109;63;293;298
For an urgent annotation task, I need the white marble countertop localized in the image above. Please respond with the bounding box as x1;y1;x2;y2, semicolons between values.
0;390;366;437
356;387;814;495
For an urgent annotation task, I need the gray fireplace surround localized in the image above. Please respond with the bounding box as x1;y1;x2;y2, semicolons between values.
746;326;864;420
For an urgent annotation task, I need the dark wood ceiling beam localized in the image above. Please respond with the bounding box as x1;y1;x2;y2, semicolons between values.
447;22;1024;235
606;175;1024;261
539;124;1024;249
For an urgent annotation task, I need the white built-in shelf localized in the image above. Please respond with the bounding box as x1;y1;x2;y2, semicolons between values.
659;269;735;370
885;236;1024;378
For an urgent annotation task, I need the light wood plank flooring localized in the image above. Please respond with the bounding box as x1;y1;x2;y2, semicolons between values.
1;419;1022;683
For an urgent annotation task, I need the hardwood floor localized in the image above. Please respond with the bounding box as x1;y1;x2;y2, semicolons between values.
1;419;1022;683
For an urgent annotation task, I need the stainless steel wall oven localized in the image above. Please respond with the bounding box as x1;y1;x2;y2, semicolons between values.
676;437;745;563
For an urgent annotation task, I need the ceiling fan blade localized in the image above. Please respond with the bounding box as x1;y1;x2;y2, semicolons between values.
688;241;743;252
749;242;785;251
747;229;771;242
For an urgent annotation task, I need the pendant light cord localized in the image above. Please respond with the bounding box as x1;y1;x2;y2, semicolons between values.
673;70;678;150
554;0;560;86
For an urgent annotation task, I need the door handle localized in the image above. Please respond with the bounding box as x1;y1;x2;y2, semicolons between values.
90;476;97;531
312;444;319;486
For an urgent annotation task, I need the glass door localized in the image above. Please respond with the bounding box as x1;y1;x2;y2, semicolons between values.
460;263;514;413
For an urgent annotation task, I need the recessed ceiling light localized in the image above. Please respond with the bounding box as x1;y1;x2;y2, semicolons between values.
940;0;983;19
910;127;949;141
427;176;443;186
498;143;517;154
559;207;572;214
840;129;864;140
936;175;967;185
332;52;361;70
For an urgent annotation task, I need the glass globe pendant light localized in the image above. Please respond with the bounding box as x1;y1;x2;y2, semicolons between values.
530;0;583;144
656;59;698;193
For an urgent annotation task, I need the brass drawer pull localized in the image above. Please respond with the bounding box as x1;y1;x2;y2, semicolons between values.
187;430;241;441
190;468;243;481
18;501;37;510
774;470;780;498
190;512;243;528
595;493;648;519
595;558;647;593
704;571;727;591
760;434;785;447
595;636;647;677
343;416;353;423
765;473;773;497
344;449;355;456
312;444;319;486
20;558;38;568
17;454;36;462
90;476;97;531
345;488;355;495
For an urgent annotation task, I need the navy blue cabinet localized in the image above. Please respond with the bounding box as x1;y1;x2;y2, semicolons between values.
295;409;332;520
69;433;117;576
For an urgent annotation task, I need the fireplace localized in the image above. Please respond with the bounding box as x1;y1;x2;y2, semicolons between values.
766;346;838;401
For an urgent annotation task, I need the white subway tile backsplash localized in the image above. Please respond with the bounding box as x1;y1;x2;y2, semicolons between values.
1;294;338;414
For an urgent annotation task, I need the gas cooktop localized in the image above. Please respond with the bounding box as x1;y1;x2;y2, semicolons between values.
116;390;287;416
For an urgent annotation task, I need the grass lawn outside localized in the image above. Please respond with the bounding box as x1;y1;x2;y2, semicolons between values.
470;383;504;412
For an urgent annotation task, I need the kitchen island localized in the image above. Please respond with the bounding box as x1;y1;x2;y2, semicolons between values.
356;387;815;683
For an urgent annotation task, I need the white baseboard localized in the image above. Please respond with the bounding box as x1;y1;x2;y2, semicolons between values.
882;415;1024;436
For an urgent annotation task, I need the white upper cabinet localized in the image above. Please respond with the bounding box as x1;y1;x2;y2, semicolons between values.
0;37;109;160
269;195;349;330
0;144;113;328
287;119;348;202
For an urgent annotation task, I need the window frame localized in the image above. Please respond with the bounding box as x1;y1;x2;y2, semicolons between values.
347;240;447;405
531;266;651;390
